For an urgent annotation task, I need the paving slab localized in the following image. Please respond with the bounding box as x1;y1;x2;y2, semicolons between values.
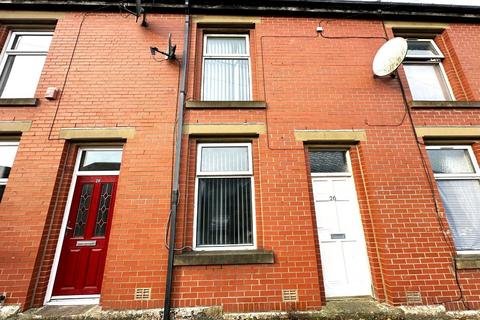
2;299;480;320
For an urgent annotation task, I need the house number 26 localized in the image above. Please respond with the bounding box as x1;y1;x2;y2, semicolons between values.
329;196;337;201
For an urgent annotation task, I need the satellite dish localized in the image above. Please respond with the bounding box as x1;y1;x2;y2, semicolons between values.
372;37;408;77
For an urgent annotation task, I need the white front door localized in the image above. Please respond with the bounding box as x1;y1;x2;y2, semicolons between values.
310;151;372;298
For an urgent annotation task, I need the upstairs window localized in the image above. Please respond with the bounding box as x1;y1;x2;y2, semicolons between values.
426;146;480;253
0;142;19;201
194;143;255;250
0;31;53;98
403;39;453;101
202;35;251;101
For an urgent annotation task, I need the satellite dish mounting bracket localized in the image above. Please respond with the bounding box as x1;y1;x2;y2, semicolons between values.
150;33;177;60
121;0;148;27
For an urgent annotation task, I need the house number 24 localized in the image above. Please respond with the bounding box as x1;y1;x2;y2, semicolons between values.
329;196;337;201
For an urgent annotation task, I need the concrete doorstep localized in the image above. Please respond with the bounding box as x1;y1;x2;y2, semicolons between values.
2;300;480;320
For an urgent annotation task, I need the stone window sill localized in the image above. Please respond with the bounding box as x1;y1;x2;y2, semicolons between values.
455;254;480;270
411;101;480;108
0;98;38;106
186;100;266;109
173;249;274;266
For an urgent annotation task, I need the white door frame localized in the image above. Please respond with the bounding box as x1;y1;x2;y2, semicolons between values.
44;146;122;305
310;149;373;298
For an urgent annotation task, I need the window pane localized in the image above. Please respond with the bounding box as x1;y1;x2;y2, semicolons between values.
427;149;475;174
73;183;94;238
309;151;348;173
206;37;247;55
203;58;250;101
94;183;113;237
403;64;451;101
200;146;249;172
0;184;5;202
0;144;18;179
437;179;480;251
406;40;440;58
0;55;47;98
79;150;122;171
196;177;253;246
12;34;52;51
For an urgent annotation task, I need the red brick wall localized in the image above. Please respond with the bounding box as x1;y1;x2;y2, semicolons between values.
176;17;480;312
1;10;480;313
0;12;182;310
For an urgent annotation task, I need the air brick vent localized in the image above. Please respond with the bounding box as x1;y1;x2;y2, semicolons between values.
282;289;298;302
406;291;422;304
134;288;151;300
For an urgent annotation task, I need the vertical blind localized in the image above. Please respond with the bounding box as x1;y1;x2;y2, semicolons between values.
196;144;254;247
196;177;253;246
200;146;249;172
203;36;250;101
205;37;247;55
438;179;480;251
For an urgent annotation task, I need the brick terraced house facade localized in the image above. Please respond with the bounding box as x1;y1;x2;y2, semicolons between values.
1;0;480;316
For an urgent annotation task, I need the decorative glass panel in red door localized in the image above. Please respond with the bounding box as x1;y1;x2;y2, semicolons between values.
53;175;118;296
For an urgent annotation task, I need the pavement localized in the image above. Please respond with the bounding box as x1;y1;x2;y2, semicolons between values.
2;299;480;320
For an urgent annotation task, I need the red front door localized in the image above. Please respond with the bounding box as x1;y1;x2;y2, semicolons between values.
53;175;118;296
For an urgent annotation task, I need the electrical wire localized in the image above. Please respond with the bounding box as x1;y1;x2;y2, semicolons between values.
259;18;392;150
47;2;151;140
47;4;122;141
259;15;472;308
47;12;86;141
318;19;388;40
374;20;471;309
259;33;319;151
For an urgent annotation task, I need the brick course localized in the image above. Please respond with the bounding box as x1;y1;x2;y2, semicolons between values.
0;9;479;314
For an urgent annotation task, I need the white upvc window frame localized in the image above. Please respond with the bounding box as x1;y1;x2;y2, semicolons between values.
193;142;256;251
0;30;53;98
75;147;123;177
0;141;19;202
403;38;455;101
201;34;253;101
427;145;480;254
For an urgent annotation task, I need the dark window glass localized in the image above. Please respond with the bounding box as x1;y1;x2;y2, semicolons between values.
0;166;11;179
79;150;122;171
196;177;253;246
73;183;93;237
406;40;440;58
94;183;113;237
309;151;348;173
0;185;5;202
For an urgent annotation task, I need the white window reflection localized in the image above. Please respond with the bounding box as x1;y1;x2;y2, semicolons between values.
0;31;52;98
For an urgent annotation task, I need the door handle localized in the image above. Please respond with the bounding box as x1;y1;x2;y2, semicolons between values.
66;226;73;231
